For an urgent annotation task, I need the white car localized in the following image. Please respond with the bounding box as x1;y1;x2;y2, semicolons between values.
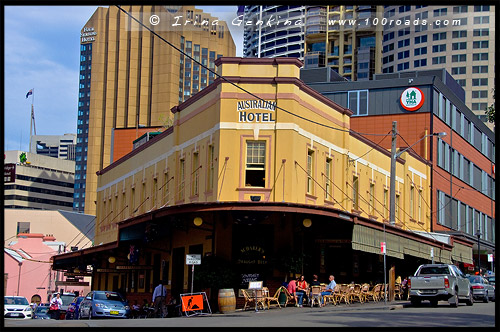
4;296;33;319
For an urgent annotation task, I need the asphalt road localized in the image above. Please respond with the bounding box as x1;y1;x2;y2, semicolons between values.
4;300;496;328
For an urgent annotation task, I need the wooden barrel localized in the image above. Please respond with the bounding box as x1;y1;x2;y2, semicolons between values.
218;288;236;313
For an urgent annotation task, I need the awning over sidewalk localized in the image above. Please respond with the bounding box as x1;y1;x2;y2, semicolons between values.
451;242;473;265
352;224;453;263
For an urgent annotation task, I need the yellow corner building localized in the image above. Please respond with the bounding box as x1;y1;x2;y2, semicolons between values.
55;57;473;305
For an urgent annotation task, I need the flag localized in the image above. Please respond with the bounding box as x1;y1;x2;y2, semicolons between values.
26;89;33;99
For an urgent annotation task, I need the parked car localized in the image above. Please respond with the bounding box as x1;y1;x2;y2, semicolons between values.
4;296;33;319
485;275;495;287
32;303;52;319
78;291;130;319
50;292;76;319
468;275;495;302
65;296;85;320
408;264;473;307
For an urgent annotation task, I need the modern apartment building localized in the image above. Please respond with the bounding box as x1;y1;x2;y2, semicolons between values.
303;5;384;81
381;5;495;128
4;150;75;211
243;5;305;59
75;5;236;214
30;134;77;160
303;68;495;271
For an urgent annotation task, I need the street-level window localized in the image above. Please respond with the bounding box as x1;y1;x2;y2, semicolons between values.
17;222;30;235
245;141;266;187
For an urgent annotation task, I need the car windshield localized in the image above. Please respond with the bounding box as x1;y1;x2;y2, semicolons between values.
5;297;29;305
419;266;450;275
60;295;75;306
468;276;482;283
94;292;124;302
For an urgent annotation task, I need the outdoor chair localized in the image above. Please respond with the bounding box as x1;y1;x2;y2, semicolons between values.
263;287;282;309
322;288;336;306
360;283;371;302
394;283;403;300
310;285;322;307
365;283;381;302
350;284;364;303
337;284;351;305
241;289;256;311
282;287;297;307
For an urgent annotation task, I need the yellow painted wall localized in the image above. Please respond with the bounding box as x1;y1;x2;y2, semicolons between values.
94;58;431;245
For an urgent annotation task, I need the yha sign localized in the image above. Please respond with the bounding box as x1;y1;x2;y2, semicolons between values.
237;100;276;123
400;87;424;111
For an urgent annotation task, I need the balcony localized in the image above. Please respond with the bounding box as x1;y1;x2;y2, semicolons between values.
304;51;326;68
305;25;327;35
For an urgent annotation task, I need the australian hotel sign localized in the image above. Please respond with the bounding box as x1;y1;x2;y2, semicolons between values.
237;100;276;123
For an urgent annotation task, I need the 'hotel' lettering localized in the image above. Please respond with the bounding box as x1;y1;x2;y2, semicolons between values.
239;111;275;123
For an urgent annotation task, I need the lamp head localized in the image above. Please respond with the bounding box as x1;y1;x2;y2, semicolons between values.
433;132;447;138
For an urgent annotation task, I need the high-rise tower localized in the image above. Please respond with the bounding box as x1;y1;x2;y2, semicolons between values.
75;5;235;214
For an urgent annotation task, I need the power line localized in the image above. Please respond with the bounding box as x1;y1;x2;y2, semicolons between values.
349;130;391;164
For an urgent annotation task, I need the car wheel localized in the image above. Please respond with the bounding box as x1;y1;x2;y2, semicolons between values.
483;292;489;303
430;299;438;307
465;290;474;306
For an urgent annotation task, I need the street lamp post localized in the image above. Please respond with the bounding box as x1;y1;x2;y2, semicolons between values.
385;121;446;303
475;230;481;274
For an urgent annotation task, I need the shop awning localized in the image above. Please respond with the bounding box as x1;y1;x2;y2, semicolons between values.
451;242;473;264
352;224;453;263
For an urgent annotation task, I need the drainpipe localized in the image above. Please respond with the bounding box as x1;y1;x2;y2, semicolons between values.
17;262;22;296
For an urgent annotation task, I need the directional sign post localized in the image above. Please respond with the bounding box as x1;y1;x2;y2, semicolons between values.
186;254;201;294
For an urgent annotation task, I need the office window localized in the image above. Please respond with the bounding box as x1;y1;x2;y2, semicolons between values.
472;65;488;73
453;6;468;13
452;42;467;50
472;90;488;98
432;32;447;41
347;90;369;116
432;56;446;65
474;5;490;12
414;47;427;56
414;35;427;44
472;78;488;86
473;16;490;24
452;54;466;62
433;8;447;16
452;149;460;178
473;53;488;61
398;39;410;48
452;30;467;39
398;50;410;59
398;27;410;37
307;150;314;194
246;141;266;187
414;59;427;68
397;62;410;70
325;158;332;199
473;41;489;49
451;67;466;75
352;176;359;210
473;28;489;37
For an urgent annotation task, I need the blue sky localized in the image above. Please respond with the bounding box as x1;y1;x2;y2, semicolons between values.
4;5;242;152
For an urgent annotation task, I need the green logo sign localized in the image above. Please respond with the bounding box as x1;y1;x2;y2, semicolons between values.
405;90;418;106
19;152;27;164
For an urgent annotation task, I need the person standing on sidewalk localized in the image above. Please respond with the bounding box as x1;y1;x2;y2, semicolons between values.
152;281;167;317
49;293;63;320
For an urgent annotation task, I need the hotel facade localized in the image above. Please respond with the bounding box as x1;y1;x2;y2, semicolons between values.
54;58;473;306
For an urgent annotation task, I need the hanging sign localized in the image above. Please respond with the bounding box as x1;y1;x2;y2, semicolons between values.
400;87;425;111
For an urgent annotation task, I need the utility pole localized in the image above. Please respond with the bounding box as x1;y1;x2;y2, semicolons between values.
389;121;398;226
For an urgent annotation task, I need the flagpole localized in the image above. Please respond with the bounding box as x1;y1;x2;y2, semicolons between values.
29;89;33;153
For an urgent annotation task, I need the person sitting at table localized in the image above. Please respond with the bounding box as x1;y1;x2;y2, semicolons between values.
321;275;337;306
296;275;309;307
287;277;298;306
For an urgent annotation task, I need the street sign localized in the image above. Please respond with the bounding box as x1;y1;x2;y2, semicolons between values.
430;248;434;257
381;242;386;254
488;254;493;262
186;254;201;265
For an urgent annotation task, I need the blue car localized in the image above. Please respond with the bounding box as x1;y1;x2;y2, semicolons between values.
78;291;130;319
65;296;85;320
32;304;51;319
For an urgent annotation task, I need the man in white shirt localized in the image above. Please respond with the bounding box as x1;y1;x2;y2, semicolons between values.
152;281;167;317
321;275;337;306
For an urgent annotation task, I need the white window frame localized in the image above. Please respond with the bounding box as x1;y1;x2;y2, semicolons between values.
347;90;369;116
